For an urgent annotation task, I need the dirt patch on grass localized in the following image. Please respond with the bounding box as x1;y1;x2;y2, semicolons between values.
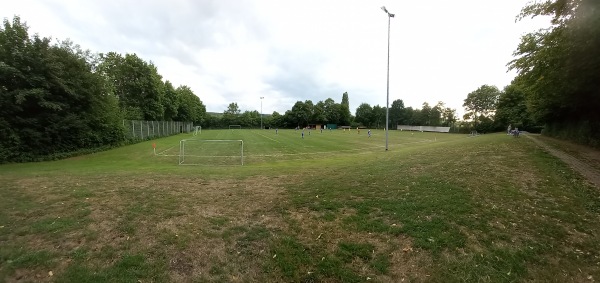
2;174;291;282
284;208;434;282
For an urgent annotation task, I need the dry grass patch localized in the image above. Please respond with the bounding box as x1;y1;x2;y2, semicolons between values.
1;174;292;282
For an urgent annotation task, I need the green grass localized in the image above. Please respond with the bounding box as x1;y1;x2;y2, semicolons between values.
0;129;599;282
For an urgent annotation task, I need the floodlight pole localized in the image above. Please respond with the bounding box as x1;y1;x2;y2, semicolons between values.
382;6;394;151
260;96;264;129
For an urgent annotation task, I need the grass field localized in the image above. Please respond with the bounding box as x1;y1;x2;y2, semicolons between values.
1;129;599;282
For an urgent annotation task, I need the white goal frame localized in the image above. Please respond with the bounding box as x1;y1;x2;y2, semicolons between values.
229;125;242;130
178;139;244;166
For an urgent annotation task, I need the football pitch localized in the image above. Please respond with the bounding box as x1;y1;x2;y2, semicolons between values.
1;130;599;282
152;129;458;166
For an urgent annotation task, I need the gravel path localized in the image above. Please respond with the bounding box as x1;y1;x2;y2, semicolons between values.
526;134;600;188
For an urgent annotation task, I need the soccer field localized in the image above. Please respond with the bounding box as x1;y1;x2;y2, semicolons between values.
152;128;462;166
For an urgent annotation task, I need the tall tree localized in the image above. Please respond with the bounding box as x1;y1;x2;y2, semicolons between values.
289;100;314;127
240;110;260;128
339;92;352;125
98;52;165;120
372;105;386;129
510;0;600;143
323;98;341;125
0;16;123;162
441;107;457;127
354;103;373;127
430;101;445;126
222;102;241;126
495;84;532;130
162;80;179;120
463;85;500;126
313;101;327;124
175;85;205;124
389;99;405;126
421;102;432;126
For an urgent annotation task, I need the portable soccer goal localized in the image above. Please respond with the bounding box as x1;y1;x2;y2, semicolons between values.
193;126;202;136
229;125;241;130
178;139;244;166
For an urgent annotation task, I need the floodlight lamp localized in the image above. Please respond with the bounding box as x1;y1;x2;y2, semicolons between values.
381;6;388;13
390;13;395;17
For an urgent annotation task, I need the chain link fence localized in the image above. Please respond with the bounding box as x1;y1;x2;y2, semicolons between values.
123;120;194;140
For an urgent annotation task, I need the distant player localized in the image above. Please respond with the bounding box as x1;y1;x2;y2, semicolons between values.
368;130;371;138
357;127;360;134
302;130;304;139
276;128;278;134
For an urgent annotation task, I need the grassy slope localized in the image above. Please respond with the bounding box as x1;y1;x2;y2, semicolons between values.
0;130;599;282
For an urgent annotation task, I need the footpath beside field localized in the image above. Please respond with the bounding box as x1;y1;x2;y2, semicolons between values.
526;133;600;188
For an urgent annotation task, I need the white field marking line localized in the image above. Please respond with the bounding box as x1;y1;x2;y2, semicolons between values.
253;130;280;143
182;155;242;158
179;163;242;167
155;146;181;157
249;138;435;157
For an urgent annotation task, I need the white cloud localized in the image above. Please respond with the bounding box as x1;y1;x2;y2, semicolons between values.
1;0;551;117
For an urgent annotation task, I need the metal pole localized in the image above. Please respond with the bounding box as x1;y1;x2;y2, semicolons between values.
260;96;264;129
385;15;390;151
382;6;394;151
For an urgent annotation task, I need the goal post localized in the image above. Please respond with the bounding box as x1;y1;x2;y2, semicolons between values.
229;125;241;130
179;139;244;166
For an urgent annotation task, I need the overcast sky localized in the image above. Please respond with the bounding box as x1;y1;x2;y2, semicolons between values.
2;0;550;117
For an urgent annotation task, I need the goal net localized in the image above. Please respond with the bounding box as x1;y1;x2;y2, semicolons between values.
193;126;201;136
229;125;241;130
179;139;244;166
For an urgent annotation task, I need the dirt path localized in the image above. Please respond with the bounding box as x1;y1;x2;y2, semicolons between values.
525;134;600;188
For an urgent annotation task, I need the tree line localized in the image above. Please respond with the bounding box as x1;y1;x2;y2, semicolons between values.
511;0;600;146
201;93;457;130
461;0;599;144
0;17;206;162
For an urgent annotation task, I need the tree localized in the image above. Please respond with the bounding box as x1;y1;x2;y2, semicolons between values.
408;108;423;125
175;85;205;124
162;80;179;120
222;102;241;126
463;85;500;127
430;102;445;126
269;111;284;128
389;99;405;126
0;16;123;162
509;0;600;144
495;84;533;130
313;101;327;124
441;107;457;127
98;52;165;120
354;103;373;127
339;92;352;125
421;102;432;126
323;98;341;125
240;110;260;128
289;100;314;127
372;105;386;129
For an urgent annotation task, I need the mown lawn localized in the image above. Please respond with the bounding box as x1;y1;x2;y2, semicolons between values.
1;130;599;282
